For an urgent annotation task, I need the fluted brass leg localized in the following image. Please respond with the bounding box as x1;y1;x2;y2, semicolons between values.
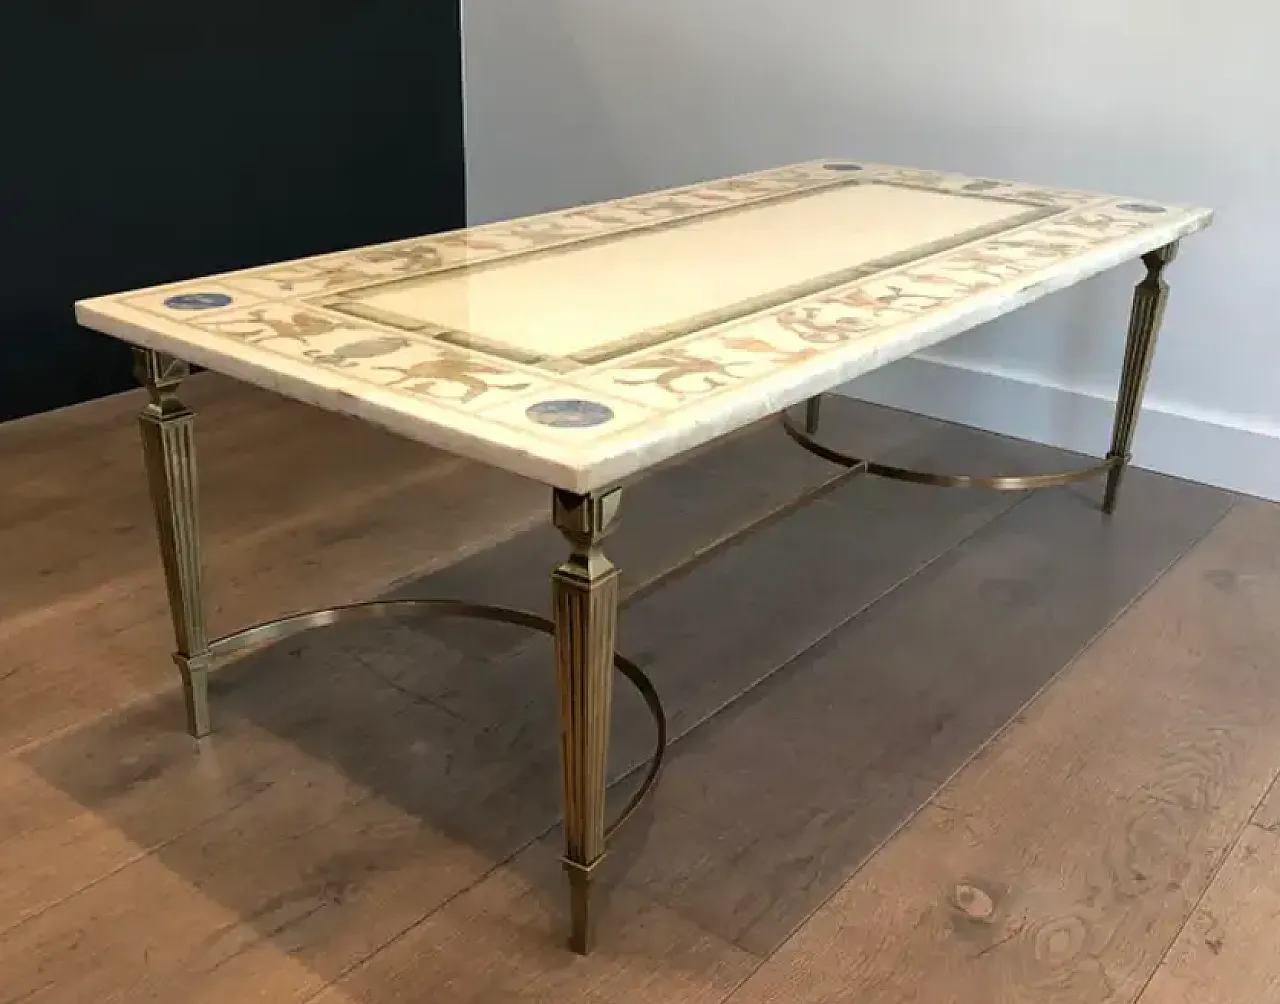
804;395;823;435
1103;242;1178;513
551;487;622;954
135;348;211;737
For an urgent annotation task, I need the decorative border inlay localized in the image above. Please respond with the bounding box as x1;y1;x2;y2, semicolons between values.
306;175;1058;373
79;159;1208;461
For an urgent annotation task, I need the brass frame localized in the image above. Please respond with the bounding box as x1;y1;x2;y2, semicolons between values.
789;242;1179;505
1103;243;1178;512
135;349;212;737
134;347;667;955
782;409;1120;488
131;241;1180;955
549;488;623;953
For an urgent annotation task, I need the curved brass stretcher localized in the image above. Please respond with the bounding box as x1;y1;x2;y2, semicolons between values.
782;396;1123;492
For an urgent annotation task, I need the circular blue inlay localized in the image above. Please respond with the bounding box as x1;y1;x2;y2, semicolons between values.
824;162;863;172
526;399;615;429
1117;203;1166;214
164;292;234;310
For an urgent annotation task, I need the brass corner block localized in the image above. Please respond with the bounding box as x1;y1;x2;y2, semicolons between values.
552;488;622;580
133;347;192;415
1143;240;1180;271
552;488;622;543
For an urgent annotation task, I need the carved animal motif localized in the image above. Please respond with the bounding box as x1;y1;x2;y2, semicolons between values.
359;244;444;273
304;337;413;367
612;348;744;397
265;264;376;292
776;306;876;345
376;358;532;404
719;335;817;363
205;309;343;345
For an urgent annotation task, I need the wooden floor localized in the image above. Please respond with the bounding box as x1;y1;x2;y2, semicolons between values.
2;375;1278;1004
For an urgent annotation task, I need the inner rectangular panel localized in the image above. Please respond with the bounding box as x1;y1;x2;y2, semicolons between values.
345;183;1040;359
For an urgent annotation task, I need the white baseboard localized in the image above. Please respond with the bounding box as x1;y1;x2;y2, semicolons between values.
841;354;1280;502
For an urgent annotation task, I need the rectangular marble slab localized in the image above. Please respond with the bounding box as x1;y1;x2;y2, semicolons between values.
75;160;1212;492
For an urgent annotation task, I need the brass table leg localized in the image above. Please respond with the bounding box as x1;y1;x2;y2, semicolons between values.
1104;241;1179;514
135;349;211;737
551;486;622;954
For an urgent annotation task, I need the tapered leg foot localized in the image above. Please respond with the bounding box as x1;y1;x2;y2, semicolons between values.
135;349;211;737
1102;466;1126;516
563;857;600;954
804;395;823;435
175;654;212;739
551;487;622;955
1103;242;1178;515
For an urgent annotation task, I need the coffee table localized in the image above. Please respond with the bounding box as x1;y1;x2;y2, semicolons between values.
75;160;1211;953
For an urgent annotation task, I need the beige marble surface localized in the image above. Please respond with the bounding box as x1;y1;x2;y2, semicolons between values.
75;160;1212;492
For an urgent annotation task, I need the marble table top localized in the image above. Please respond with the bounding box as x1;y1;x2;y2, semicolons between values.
75;161;1212;492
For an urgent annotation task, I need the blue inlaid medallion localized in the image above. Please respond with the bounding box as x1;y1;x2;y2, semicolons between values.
164;292;234;310
526;399;615;429
824;163;863;172
1117;203;1166;214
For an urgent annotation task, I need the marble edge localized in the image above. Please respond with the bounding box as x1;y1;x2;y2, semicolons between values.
71;300;590;490
566;204;1213;492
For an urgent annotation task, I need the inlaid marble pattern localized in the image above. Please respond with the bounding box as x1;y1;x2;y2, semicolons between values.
75;160;1212;490
182;304;549;411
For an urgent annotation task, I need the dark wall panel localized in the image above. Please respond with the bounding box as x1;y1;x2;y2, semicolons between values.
0;1;465;421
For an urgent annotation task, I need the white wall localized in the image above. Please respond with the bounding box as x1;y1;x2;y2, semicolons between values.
463;1;1280;499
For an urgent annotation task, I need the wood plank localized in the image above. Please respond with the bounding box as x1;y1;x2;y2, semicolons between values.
1;646;757;1004
1134;634;1280;1004
307;839;757;1004
1137;820;1280;1004
0;725;492;1004
0;654;492;933
723;498;1280;1004
0;406;1017;1003
1249;770;1280;832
